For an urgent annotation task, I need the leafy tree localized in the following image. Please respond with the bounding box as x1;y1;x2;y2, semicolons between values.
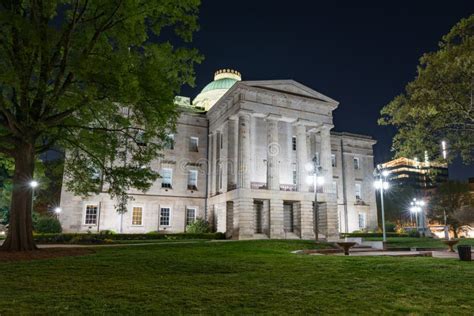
429;181;474;238
379;15;474;164
0;1;201;251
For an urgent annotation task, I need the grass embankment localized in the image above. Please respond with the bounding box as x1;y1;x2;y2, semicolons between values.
0;240;473;314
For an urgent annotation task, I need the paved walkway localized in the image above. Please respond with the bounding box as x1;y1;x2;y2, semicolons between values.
308;249;473;259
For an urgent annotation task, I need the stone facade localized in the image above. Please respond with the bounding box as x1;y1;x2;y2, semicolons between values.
59;70;377;239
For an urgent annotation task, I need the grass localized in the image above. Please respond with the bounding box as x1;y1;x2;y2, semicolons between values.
365;237;474;249
0;240;473;314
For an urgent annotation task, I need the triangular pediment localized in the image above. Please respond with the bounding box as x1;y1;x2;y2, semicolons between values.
241;80;339;105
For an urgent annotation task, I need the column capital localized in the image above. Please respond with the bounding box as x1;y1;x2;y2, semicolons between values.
237;110;254;118
265;113;282;121
293;118;320;127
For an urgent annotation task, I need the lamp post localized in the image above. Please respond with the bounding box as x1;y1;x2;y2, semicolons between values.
29;180;39;215
305;155;324;241
373;167;390;242
410;198;426;236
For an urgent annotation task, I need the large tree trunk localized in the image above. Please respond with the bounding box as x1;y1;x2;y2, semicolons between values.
0;142;37;251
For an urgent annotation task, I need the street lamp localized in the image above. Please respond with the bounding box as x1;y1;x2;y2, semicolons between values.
373;166;390;242
29;180;39;215
410;198;426;236
305;156;324;241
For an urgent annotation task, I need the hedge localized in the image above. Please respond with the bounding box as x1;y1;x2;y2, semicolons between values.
33;232;226;244
340;232;409;238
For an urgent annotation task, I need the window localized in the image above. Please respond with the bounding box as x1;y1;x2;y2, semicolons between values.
220;133;223;149
218;165;223;190
331;154;336;167
358;212;367;229
292;136;296;151
353;157;360;170
160;207;170;226
315;152;320;165
186;208;196;226
136;131;146;146
187;170;198;190
165;134;174;150
85;205;98;225
332;181;338;197
132;206;143;226
189;137;199;152
161;168;172;188
292;164;297;185
355;183;362;200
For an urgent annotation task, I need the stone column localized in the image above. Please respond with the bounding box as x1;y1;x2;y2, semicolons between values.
319;200;339;240
207;132;215;196
234;197;254;239
266;115;280;190
221;122;229;192
320;124;334;193
296;123;308;192
237;112;251;189
300;200;315;239
269;199;284;238
227;118;237;190
211;132;218;195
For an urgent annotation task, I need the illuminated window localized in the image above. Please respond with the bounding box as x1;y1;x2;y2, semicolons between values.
189;137;199;152
331;154;336;167
186;208;196;226
161;168;172;188
188;170;198;190
332;181;338;197
132;206;143;226
85;205;98;225
160;207;170;226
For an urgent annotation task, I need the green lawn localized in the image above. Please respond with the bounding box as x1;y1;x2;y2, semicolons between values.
1;240;473;314
365;237;474;249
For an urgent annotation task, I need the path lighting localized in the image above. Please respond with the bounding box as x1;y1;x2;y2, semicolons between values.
410;198;426;236
308;155;324;241
54;207;62;214
29;180;39;188
373;166;390;242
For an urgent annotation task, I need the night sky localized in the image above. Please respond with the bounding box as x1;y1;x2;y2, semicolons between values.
181;0;474;180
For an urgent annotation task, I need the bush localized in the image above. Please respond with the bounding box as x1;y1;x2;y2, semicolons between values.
408;229;421;238
34;216;62;234
186;218;210;234
33;232;226;244
385;222;397;233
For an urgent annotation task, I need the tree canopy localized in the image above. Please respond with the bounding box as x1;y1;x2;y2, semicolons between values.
429;180;474;237
0;0;202;251
379;14;474;164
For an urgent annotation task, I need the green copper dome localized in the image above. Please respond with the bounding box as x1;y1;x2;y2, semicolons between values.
193;69;242;111
201;78;238;93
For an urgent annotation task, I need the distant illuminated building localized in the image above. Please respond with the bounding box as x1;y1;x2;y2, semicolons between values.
379;157;448;190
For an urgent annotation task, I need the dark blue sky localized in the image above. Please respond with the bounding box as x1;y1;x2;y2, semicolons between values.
181;0;473;180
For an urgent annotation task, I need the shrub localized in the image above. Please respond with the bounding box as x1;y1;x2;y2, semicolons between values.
33;232;226;244
408;229;421;238
34;216;62;234
385;222;397;233
186;218;210;234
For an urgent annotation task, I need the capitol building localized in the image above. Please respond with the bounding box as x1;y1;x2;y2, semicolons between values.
59;69;377;240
